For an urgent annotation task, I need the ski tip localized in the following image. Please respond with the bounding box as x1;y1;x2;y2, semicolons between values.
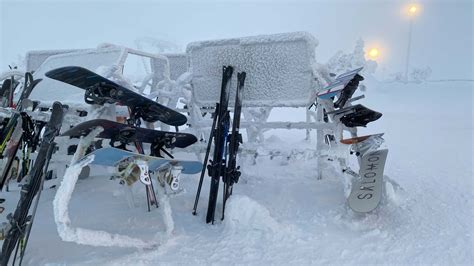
238;71;246;81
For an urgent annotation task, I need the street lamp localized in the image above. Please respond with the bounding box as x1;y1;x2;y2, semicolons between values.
405;3;420;82
368;48;380;60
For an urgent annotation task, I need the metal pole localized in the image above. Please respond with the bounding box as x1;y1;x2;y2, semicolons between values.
405;18;414;83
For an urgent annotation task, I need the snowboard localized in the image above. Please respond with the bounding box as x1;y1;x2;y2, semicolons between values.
85;147;202;174
317;67;363;100
62;119;197;149
347;149;388;213
45;66;187;126
340;133;384;145
337;104;382;128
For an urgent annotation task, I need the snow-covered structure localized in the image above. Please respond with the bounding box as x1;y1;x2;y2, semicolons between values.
22;32;378;181
186;32;318;107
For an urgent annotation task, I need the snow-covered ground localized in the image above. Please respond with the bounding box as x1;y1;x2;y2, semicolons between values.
1;80;472;265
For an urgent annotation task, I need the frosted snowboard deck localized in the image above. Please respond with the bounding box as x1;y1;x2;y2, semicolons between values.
62;119;197;148
86;147;202;174
340;133;384;145
347;149;388;213
317;67;363;99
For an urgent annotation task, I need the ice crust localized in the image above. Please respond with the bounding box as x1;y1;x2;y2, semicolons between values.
187;32;319;107
28;47;124;104
151;53;188;82
26;49;86;72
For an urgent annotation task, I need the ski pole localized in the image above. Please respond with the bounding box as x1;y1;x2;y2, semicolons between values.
192;103;219;215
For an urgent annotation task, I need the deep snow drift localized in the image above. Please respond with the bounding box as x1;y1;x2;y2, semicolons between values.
1;79;471;265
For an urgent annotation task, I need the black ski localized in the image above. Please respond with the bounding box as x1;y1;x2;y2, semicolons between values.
221;71;245;220
0;73;42;190
192;67;246;223
205;66;233;224
1;101;64;266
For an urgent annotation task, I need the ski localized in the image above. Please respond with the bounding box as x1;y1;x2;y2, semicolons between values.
221;71;246;220
0;73;42;190
195;66;233;224
1;101;64;265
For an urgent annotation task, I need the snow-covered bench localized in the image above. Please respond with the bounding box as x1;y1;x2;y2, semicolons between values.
174;32;341;178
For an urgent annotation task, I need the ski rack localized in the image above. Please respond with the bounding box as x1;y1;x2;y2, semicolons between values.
192;66;245;224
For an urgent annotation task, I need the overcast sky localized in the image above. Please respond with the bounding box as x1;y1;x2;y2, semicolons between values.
1;0;472;79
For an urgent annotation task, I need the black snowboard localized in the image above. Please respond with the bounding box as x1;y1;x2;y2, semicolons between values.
62;119;197;149
45;66;187;126
339;104;382;127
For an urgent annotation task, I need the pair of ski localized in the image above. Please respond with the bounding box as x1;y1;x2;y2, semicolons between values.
1;101;64;266
192;66;246;224
0;71;19;108
0;73;42;191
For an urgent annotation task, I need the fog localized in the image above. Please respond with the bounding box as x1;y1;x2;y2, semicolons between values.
1;0;472;79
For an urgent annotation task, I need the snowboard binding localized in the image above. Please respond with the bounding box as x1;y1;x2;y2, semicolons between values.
150;138;176;158
155;162;183;192
84;83;119;105
116;157;158;209
109;127;137;151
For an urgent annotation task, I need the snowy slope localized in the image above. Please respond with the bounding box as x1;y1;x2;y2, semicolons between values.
1;81;472;265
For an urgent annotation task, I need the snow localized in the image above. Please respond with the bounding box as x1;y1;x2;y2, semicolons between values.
151;53;188;82
25;49;85;72
12;80;466;265
187;32;318;107
2;79;471;264
1;32;473;265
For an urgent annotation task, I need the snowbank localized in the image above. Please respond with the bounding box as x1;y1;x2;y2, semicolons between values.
223;195;281;235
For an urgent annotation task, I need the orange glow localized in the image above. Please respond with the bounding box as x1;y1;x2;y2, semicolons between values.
367;48;380;60
406;3;421;17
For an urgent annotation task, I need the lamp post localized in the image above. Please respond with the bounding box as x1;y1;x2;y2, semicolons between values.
405;4;419;82
368;48;380;60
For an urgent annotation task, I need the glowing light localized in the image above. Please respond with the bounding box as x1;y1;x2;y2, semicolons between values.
406;3;420;16
367;48;380;60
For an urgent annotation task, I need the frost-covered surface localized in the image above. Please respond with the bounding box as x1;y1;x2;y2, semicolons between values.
0;79;471;265
29;47;124;104
326;38;377;76
187;32;319;107
151;53;188;82
25;49;86;72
